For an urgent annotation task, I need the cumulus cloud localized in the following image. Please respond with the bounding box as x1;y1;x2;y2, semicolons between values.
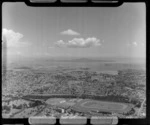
61;29;80;36
127;41;145;47
2;28;29;48
133;42;138;46
127;41;146;48
55;37;101;48
55;40;66;47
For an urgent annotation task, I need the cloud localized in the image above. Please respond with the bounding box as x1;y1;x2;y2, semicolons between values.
55;40;66;47
2;28;29;48
133;42;138;46
55;37;101;48
61;29;80;36
127;41;146;48
127;42;137;47
127;41;146;47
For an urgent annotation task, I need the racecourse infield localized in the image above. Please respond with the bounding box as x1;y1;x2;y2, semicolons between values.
46;98;133;114
72;99;133;114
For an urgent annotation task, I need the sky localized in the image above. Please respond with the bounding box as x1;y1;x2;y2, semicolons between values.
2;2;146;59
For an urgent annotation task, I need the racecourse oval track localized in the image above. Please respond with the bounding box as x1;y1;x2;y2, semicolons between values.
22;94;133;114
81;100;127;110
72;99;133;114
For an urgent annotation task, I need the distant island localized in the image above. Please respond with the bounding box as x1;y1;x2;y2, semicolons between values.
45;58;115;62
68;58;115;62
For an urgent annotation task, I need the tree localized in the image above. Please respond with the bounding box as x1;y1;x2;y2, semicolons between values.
137;98;146;117
70;87;77;95
3;105;11;113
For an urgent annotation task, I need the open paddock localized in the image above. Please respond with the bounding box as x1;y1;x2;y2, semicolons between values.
72;99;133;114
45;98;133;114
22;94;134;115
46;98;78;108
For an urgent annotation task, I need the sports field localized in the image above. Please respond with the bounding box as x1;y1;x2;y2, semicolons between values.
72;99;133;114
46;98;133;114
46;98;76;108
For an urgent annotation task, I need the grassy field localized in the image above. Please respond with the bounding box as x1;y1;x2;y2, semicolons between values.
72;99;133;114
45;98;133;114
